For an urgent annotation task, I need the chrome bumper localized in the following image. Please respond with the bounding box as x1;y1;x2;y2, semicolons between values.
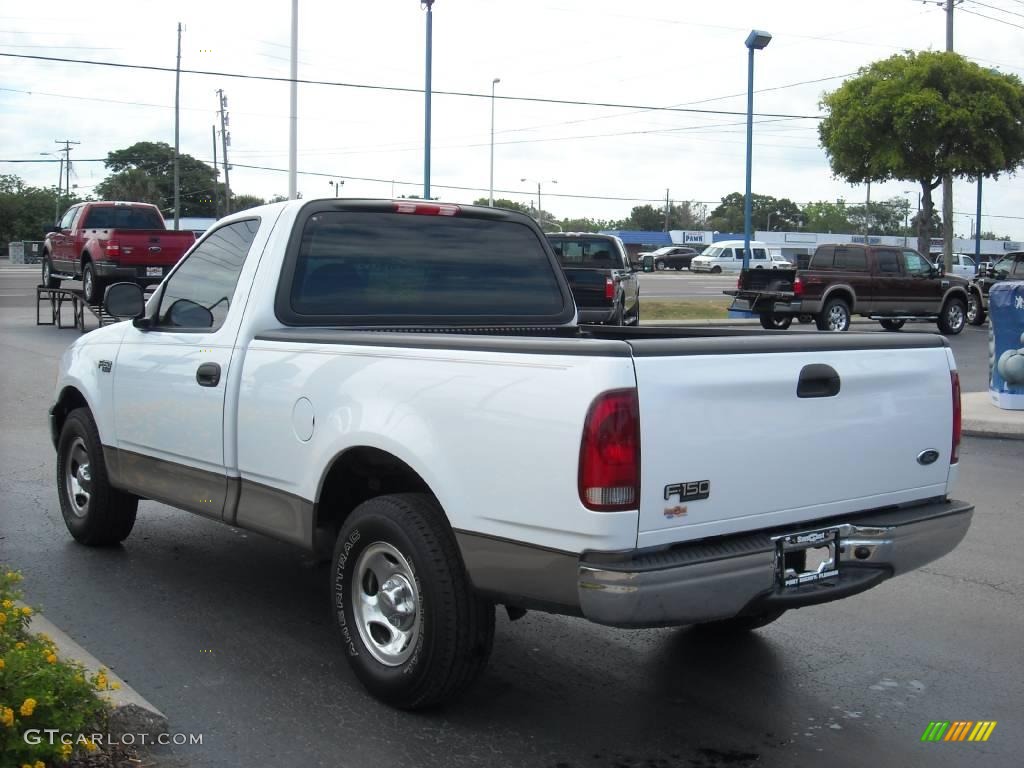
578;498;973;628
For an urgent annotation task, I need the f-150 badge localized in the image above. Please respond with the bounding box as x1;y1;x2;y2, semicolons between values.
664;480;710;502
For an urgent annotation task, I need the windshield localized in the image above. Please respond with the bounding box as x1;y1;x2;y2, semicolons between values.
701;246;724;258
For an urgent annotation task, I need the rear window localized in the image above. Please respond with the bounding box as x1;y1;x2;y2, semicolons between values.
284;211;567;320
83;206;164;230
549;237;622;269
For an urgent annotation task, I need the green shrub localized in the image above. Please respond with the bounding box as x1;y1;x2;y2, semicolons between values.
0;569;117;766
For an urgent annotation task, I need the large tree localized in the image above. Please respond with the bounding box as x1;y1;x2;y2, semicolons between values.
819;51;1024;263
97;141;221;218
0;175;85;252
706;193;802;232
615;202;702;232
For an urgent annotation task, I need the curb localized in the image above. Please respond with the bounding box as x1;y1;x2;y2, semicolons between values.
28;613;168;738
961;392;1024;441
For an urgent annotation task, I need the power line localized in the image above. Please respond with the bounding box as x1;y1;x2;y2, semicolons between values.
963;0;1024;18
957;5;1024;27
0;51;822;121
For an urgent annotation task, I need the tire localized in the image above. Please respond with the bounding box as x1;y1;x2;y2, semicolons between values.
967;291;987;326
42;256;60;288
937;296;966;335
711;265;722;274
816;297;851;332
656;260;666;271
82;262;105;305
608;303;625;326
630;300;640;326
879;319;905;331
56;408;138;546
674;266;683;271
331;494;495;710
759;314;792;330
695;610;786;634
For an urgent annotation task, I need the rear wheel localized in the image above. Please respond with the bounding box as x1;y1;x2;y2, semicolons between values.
608;303;625;326
42;256;60;288
57;408;137;545
82;262;105;305
879;318;906;331
695;610;786;634
816;297;851;332
937;297;966;335
630;300;641;326
331;494;495;710
759;314;792;330
967;292;987;325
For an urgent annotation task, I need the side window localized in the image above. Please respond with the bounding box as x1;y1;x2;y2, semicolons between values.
902;250;931;276
810;246;835;269
1013;259;1024;278
156;219;260;331
876;251;901;274
59;207;77;230
732;249;743;260
752;248;767;260
837;248;867;271
962;255;975;268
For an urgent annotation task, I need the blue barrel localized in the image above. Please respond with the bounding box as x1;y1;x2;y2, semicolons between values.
988;281;1024;409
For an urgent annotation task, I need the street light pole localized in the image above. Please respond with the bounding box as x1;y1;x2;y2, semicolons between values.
521;178;556;227
743;30;771;270
975;177;982;262
422;0;435;200
329;180;345;197
489;78;500;206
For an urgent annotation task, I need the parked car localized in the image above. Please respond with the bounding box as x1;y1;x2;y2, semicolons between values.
51;198;971;709
967;251;1024;325
546;232;639;325
769;252;794;269
726;242;971;333
42;201;196;304
929;252;979;280
638;245;700;271
690;240;776;272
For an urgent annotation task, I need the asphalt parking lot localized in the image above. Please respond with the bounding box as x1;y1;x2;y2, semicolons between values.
1;263;1021;768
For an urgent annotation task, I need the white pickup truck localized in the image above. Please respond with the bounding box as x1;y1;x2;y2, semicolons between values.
50;199;973;710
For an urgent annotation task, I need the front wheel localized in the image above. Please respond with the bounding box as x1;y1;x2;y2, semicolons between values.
967;292;987;325
57;408;138;545
711;265;722;274
331;494;495;710
937;297;966;335
42;256;60;288
879;319;905;331
759;314;792;330
816;297;851;332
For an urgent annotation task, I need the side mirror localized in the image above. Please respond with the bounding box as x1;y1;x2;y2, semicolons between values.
103;282;145;321
44;225;58;238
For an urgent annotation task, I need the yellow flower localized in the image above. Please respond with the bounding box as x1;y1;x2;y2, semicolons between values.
0;657;5;669
22;763;32;768
46;653;57;664
1;706;14;727
0;612;6;624
19;698;36;717
83;739;97;752
20;606;32;616
61;743;73;759
34;761;45;768
1;599;12;608
15;642;26;650
95;674;107;690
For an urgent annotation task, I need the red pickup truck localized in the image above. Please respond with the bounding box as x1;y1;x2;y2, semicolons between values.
42;202;196;304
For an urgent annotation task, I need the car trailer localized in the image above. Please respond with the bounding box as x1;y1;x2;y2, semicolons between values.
36;286;116;333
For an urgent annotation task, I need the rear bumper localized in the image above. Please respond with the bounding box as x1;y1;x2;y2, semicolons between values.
577;498;973;628
726;294;819;315
92;261;167;283
578;307;617;324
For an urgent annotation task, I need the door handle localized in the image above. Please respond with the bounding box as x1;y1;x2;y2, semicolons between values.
797;363;841;398
196;362;221;387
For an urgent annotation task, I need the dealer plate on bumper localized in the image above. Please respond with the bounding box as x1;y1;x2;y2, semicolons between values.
773;528;840;588
146;267;163;277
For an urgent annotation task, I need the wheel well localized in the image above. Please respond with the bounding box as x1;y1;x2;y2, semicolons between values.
313;447;432;554
944;289;968;306
53;387;89;439
823;289;855;312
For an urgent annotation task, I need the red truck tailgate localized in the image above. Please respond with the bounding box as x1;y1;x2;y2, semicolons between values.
91;228;195;267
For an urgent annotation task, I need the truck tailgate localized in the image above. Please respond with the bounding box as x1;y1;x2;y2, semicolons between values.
562;268;611;309
632;336;955;547
97;229;195;266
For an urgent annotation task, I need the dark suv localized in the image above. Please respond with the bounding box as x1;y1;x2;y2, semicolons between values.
727;243;971;333
967;251;1024;325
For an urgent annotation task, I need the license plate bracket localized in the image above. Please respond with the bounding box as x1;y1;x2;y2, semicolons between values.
774;527;841;589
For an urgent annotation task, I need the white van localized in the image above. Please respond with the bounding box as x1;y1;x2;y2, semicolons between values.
690;240;780;273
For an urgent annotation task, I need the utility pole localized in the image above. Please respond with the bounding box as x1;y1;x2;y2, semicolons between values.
941;0;955;270
865;180;871;237
217;90;232;214
211;125;220;219
288;0;298;200
423;0;435;200
664;189;670;232
174;22;183;230
54;139;79;199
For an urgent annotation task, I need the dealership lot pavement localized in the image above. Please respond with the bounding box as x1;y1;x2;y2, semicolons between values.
1;265;1021;767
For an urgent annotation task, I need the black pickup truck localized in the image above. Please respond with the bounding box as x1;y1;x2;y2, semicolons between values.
967;251;1024;325
546;233;640;325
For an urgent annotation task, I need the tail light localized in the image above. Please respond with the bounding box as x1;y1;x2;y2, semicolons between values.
393;201;459;216
105;240;120;254
579;389;640;511
951;370;961;464
793;275;804;296
605;277;615;300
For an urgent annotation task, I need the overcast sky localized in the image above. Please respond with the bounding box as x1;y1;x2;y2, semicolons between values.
2;0;1022;238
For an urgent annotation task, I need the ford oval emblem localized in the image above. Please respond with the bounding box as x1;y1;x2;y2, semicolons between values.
917;449;940;466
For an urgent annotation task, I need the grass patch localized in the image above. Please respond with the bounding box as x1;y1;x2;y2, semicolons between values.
641;299;732;321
